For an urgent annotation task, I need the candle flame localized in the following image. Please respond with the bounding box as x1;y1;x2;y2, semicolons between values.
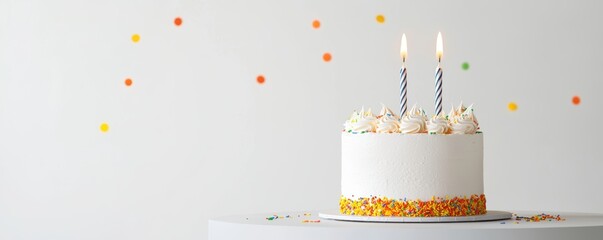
400;34;407;62
436;32;443;62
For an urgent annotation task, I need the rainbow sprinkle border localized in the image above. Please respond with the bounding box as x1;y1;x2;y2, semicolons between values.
340;194;486;217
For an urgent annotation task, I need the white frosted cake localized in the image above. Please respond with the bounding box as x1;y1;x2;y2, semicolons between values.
340;104;486;217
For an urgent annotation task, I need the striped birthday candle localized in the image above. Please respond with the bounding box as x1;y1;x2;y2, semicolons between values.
434;32;444;115
435;64;443;115
399;34;408;117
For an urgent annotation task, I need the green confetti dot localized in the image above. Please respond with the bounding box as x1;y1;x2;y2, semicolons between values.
462;62;470;70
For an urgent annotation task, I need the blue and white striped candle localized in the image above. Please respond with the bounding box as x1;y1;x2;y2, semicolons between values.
435;64;443;115
399;34;408;117
434;32;444;115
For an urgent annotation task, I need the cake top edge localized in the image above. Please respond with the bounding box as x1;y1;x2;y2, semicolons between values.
343;103;480;135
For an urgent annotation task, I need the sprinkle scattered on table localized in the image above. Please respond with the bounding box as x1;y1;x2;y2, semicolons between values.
265;213;313;221
515;213;565;222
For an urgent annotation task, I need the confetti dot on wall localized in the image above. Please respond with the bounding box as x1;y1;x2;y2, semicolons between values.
125;78;133;87
323;52;332;62
312;19;321;29
572;96;581;105
100;123;110;132
256;75;265;84
376;15;385;23
462;62;470;70
131;34;140;43
174;17;183;26
507;102;518;112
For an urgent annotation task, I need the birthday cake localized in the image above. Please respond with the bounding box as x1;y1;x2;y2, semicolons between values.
340;104;486;217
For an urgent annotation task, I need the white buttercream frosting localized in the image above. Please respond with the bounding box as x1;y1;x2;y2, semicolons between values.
427;112;451;134
399;105;427;134
341;133;484;200
343;107;377;133
376;105;400;133
344;103;480;135
343;111;358;132
450;105;479;134
448;102;466;119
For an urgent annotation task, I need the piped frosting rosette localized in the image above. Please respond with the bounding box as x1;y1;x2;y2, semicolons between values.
448;102;467;120
343;107;377;133
427;112;451;134
450;104;480;134
343;103;480;134
376;105;400;133
399;104;428;134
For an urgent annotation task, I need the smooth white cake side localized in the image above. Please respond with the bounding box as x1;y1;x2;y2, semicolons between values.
341;133;484;201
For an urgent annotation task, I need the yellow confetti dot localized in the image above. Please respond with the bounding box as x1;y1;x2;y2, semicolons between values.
507;102;518;112
100;123;110;132
376;14;385;23
131;34;140;43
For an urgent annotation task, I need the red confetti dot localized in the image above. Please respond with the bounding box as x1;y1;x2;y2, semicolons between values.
125;78;133;86
323;52;332;62
256;75;265;84
312;20;321;29
572;96;581;105
174;17;183;26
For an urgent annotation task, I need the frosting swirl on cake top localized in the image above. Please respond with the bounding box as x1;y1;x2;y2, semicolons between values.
427;112;451;134
343;107;377;133
450;105;480;134
376;105;400;133
344;103;481;134
399;105;428;134
448;102;467;119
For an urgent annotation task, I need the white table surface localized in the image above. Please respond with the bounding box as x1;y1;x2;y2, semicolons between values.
209;210;603;240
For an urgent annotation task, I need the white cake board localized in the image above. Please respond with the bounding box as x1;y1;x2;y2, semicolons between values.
319;210;512;223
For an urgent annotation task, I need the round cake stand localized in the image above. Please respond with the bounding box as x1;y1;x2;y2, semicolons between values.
209;210;603;240
319;209;512;223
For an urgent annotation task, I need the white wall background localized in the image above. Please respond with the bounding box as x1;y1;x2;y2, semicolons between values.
1;0;602;239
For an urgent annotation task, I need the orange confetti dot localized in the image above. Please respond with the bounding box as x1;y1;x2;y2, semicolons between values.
125;78;133;87
256;75;265;84
572;96;581;105
323;52;332;62
131;34;140;43
174;17;183;26
376;14;385;23
312;19;321;29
